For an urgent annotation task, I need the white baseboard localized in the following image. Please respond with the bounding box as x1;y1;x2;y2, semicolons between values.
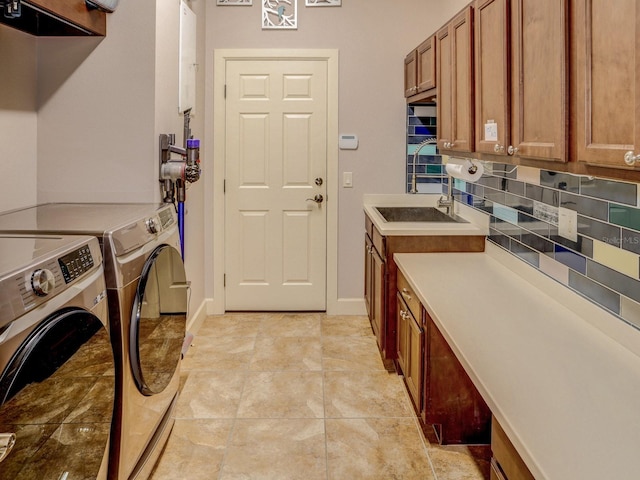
196;297;367;317
187;299;209;335
327;297;367;316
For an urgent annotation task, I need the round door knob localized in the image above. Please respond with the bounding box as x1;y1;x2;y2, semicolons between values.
31;269;55;296
494;144;505;153
507;145;518;156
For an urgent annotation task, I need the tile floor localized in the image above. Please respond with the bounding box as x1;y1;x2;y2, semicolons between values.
150;313;489;480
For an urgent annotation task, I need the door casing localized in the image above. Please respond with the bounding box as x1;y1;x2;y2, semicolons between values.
211;49;339;314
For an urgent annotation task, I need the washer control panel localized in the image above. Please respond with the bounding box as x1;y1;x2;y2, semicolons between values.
0;236;102;328
58;244;95;284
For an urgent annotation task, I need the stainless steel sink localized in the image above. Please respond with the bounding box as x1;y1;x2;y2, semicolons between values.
374;206;467;223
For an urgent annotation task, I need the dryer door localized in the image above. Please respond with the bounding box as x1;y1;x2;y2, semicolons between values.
0;308;114;479
130;245;187;396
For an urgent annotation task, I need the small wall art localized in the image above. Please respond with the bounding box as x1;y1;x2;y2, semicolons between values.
217;0;252;5
306;0;340;6
262;0;297;29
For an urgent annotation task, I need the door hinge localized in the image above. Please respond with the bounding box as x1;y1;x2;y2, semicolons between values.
223;179;226;193
223;274;226;287
224;85;226;99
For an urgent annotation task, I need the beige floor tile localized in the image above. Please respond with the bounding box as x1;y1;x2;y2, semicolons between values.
324;370;413;418
196;315;262;337
150;419;233;480
259;312;323;337
326;418;435;480
321;315;373;336
182;335;255;371
237;371;324;418
175;370;246;419
322;335;386;371
250;336;322;371
220;418;326;479
428;445;490;480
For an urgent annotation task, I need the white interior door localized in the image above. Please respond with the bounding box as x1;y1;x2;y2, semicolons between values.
224;59;328;310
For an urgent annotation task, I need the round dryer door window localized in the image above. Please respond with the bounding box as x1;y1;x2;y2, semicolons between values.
130;245;187;396
0;309;115;479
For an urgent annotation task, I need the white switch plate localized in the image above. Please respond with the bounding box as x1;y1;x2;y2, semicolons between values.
558;207;578;242
343;172;353;188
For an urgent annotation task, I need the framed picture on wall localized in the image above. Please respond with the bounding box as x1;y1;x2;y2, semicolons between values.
217;0;252;5
263;0;297;29
305;0;340;5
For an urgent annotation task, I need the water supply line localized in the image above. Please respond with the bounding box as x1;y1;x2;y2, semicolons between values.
159;108;202;259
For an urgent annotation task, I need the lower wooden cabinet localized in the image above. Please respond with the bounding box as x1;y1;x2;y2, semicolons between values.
396;292;424;413
396;268;491;445
491;417;535;480
364;211;485;368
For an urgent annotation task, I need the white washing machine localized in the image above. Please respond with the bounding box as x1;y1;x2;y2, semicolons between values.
0;233;114;479
0;204;187;480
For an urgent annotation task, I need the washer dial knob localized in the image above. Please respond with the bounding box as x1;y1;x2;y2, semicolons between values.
146;217;159;234
31;269;55;296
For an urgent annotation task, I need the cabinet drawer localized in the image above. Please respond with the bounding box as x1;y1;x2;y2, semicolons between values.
491;417;534;480
397;269;420;319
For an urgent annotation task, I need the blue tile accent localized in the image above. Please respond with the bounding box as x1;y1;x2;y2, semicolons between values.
554;245;587;274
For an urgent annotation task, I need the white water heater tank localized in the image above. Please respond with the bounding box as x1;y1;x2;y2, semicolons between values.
85;0;119;13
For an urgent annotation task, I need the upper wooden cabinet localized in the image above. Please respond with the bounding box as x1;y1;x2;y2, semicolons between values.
574;0;640;170
0;0;106;36
404;50;419;98
474;0;569;163
437;5;475;153
405;35;437;102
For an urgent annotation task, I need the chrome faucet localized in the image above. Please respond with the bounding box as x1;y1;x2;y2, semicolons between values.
409;137;438;194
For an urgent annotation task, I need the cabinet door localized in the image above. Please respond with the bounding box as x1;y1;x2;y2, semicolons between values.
437;6;475;153
404;50;418;98
405;308;424;411
474;0;510;155
436;24;453;148
511;0;568;162
417;36;437;92
364;234;373;318
396;294;409;375
575;0;640;169
371;246;385;350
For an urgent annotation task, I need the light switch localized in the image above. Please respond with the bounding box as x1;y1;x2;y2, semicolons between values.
343;172;353;188
558;207;578;242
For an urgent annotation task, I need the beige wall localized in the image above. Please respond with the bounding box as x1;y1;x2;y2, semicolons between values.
0;0;469;316
0;26;37;212
205;0;469;304
0;0;207;321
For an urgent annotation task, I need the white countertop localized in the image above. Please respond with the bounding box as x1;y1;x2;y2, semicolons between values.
363;194;489;236
395;245;640;480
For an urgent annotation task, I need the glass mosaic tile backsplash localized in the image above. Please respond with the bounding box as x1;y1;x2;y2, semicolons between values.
405;106;640;330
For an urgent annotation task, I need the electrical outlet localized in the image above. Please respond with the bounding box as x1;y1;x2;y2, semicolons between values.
558;207;578;242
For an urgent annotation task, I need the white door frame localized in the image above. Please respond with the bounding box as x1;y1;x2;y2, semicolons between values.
211;49;339;314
